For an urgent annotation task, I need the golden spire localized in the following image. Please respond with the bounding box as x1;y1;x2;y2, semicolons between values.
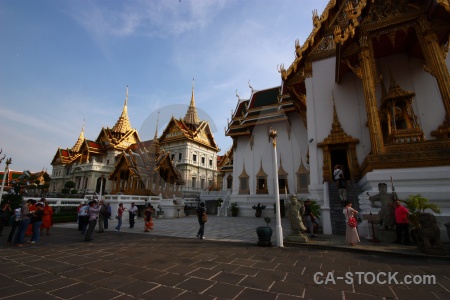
72;121;85;152
184;79;200;126
112;85;133;133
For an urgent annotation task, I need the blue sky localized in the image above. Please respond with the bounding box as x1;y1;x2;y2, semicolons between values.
0;0;329;173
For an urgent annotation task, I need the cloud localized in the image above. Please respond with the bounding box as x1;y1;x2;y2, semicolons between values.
69;0;228;39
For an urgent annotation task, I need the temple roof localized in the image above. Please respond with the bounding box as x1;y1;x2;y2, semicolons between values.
226;86;295;137
112;86;133;134
183;80;200;127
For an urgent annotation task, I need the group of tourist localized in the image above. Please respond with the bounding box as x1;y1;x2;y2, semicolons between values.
0;198;53;246
77;201;156;242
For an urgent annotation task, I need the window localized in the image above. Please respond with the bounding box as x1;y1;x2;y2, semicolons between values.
239;166;249;194
193;154;197;162
227;175;232;189
201;157;205;164
201;178;205;189
209;159;212;166
192;177;196;188
178;153;182;160
255;161;268;194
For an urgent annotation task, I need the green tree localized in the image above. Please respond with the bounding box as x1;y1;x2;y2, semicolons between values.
64;181;76;194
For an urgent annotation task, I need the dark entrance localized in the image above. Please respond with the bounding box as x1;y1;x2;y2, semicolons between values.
330;148;350;180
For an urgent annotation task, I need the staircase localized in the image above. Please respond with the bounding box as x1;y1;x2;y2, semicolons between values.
329;181;362;235
217;194;231;216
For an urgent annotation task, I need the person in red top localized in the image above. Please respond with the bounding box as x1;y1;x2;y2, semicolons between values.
394;200;410;245
40;199;53;236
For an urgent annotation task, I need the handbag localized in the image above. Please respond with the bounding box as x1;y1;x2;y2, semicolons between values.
202;213;208;223
347;208;357;228
115;215;119;220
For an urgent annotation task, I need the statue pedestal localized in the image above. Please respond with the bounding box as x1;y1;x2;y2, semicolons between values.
285;234;309;243
377;230;397;243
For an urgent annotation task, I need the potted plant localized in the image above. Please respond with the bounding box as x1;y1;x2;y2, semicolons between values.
252;203;266;218
256;217;272;247
401;194;442;252
156;205;164;218
230;202;239;217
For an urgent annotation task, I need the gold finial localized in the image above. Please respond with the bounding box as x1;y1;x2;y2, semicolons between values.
184;79;200;126
112;86;133;134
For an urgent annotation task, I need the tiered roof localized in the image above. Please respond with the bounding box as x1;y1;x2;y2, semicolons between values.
226;86;295;137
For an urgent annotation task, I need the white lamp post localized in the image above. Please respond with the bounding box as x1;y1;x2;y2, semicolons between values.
0;158;12;198
269;128;283;247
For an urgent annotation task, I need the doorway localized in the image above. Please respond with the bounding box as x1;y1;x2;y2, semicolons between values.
330;148;350;180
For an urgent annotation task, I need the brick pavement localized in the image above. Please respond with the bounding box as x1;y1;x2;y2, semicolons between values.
0;216;449;300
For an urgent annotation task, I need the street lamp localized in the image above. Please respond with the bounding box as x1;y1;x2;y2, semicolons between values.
269;128;283;247
0;158;12;198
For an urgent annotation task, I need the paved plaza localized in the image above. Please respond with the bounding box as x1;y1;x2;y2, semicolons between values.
0;215;449;300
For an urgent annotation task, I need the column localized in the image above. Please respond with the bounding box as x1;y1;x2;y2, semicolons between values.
358;38;385;155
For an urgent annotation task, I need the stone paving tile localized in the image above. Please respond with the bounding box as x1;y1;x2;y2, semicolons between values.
275;294;302;300
72;287;124;300
27;272;62;285
234;287;278;300
112;265;148;277
391;286;441;299
211;271;246;285
7;268;44;281
4;289;61;300
0;283;34;298
253;261;279;271
115;279;159;297
187;267;221;279
77;271;111;284
152;272;190;287
140;285;184;299
95;274;138;289
61;267;98;279
284;273;318;286
211;263;240;273
239;275;274;290
353;284;396;298
304;285;343;300
173;290;215;300
269;281;306;296
32;278;80;292
175;277;216;294
344;292;383;300
131;268;166;282
231;258;258;267
255;269;288;281
49;282;97;299
204;282;246;299
233;266;260;276
192;260;221;269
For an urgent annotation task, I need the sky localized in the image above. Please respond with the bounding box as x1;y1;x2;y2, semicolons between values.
0;0;329;173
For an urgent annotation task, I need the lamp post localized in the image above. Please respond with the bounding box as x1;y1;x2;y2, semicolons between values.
0;158;12;198
269;128;283;247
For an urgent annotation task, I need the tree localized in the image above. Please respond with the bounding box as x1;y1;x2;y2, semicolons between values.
64;181;76;194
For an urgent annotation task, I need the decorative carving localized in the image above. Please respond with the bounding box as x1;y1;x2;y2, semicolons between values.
364;0;410;24
437;0;450;13
238;162;250;195
256;159;268;194
318;98;360;182
343;59;362;79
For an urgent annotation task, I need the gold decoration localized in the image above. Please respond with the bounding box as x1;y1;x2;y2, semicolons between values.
437;0;450;12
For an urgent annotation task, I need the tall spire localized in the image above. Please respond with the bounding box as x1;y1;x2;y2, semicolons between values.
149;112;161;158
72;121;85;152
184;78;200;126
112;85;133;133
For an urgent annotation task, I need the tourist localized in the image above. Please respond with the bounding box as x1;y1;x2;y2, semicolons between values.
84;200;101;242
30;203;44;244
333;164;343;187
144;204;154;232
128;202;138;229
115;203;126;232
7;207;21;244
97;200;107;233
196;202;206;239
0;200;12;236
40;199;53;236
343;201;360;246
338;173;347;203
14;200;32;246
78;202;89;235
394;200;410;245
25;199;36;237
104;203;112;229
304;200;318;238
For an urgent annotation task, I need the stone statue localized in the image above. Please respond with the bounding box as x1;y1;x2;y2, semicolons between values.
368;183;396;230
288;194;306;234
411;213;443;254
